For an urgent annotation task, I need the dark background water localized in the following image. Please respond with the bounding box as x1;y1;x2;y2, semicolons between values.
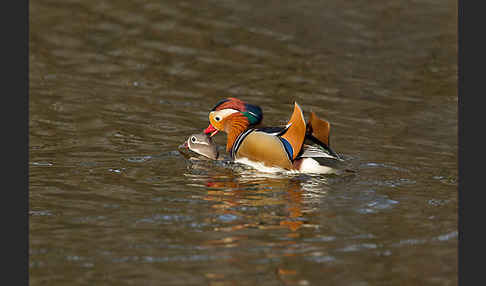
29;0;457;285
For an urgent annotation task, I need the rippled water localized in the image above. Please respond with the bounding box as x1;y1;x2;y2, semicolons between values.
30;0;457;285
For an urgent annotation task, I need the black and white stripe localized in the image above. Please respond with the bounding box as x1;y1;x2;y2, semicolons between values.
230;128;255;159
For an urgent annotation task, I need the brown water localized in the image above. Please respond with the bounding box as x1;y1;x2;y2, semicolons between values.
29;0;457;285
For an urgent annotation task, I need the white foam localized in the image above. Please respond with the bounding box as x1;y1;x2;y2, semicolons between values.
234;157;286;174
234;157;338;175
298;158;337;174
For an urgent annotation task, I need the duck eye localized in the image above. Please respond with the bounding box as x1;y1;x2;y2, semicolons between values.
191;136;196;143
215;116;221;122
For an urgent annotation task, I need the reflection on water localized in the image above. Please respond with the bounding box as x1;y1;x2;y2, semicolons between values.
30;0;457;285
191;172;329;232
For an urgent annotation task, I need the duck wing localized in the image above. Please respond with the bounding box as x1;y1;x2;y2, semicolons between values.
299;144;336;158
295;144;344;171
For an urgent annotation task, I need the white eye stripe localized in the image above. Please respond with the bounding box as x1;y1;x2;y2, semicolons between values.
211;109;239;120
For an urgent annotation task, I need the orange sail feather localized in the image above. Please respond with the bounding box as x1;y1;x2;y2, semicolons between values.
280;102;306;160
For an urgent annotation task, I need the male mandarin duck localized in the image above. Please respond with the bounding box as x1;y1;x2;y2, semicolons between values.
203;98;343;174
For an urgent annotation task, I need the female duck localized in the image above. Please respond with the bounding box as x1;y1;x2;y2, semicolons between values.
180;133;219;160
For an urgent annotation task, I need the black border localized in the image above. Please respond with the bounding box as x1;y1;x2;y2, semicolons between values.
12;0;29;284
0;0;29;281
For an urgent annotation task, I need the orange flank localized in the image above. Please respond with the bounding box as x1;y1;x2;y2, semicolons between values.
236;131;294;169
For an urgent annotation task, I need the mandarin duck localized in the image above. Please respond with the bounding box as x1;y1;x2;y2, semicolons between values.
203;98;343;174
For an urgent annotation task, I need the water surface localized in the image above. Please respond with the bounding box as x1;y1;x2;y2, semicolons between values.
30;0;457;285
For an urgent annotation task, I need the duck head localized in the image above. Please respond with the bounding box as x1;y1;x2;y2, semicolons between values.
181;133;219;160
204;108;251;152
203;97;262;137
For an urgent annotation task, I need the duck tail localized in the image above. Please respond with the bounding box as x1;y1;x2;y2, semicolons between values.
281;102;306;160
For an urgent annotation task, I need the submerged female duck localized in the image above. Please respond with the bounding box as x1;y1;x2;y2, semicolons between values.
201;98;344;174
179;133;220;160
